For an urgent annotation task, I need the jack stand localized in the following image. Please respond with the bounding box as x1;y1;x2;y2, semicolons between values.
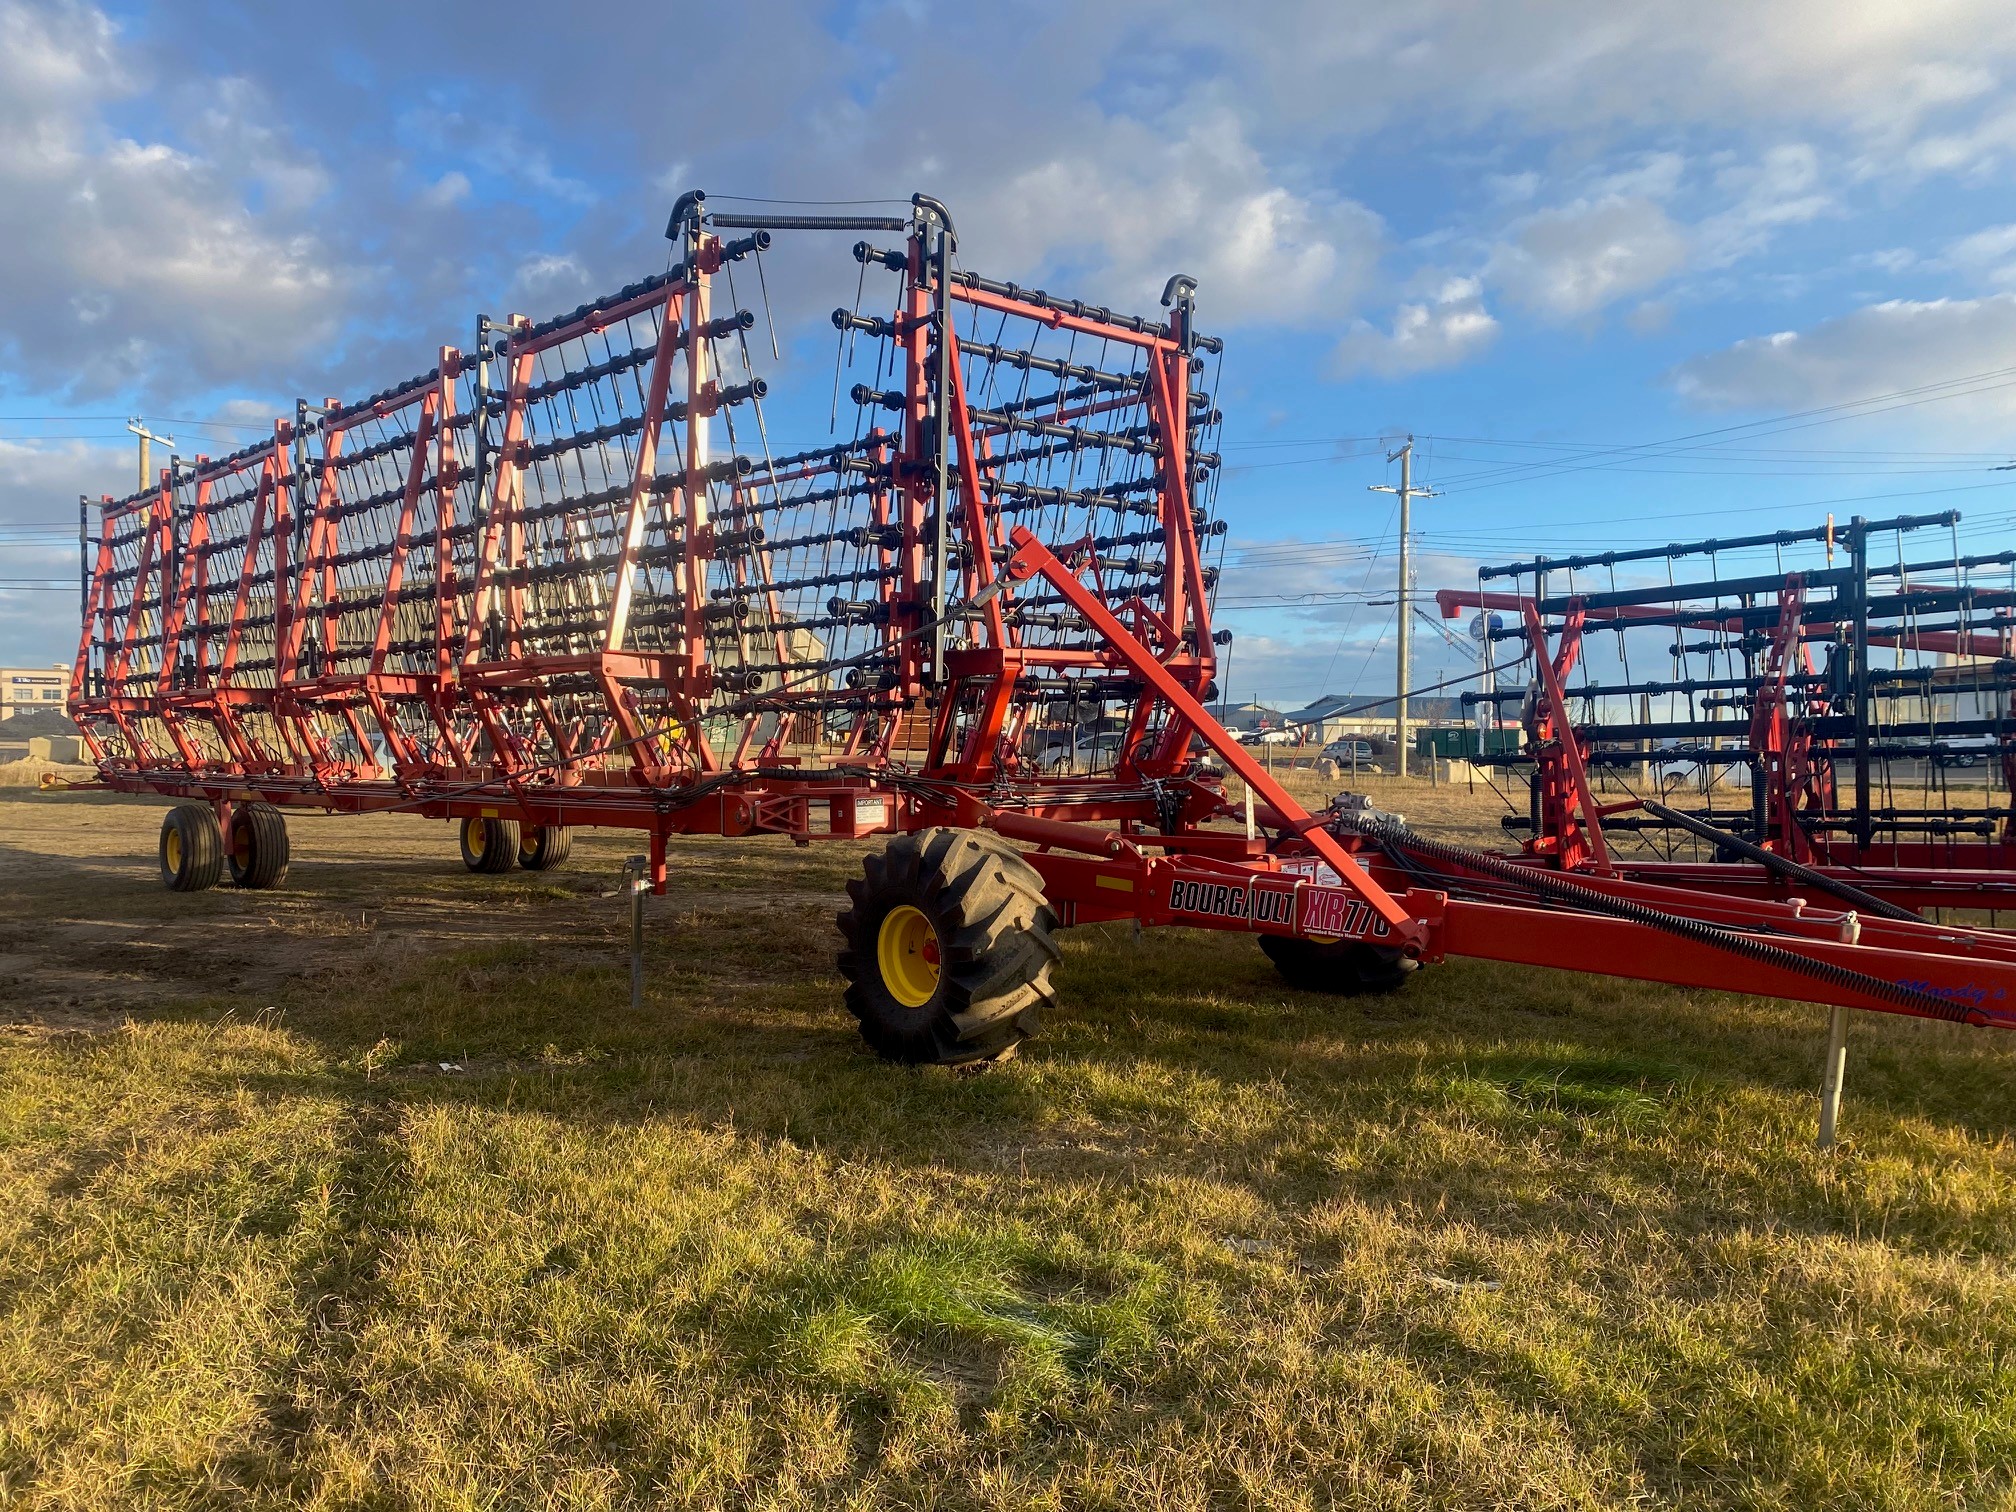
620;853;649;1012
1818;1004;1849;1149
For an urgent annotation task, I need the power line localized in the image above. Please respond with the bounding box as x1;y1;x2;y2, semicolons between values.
1220;477;2016;566
1433;367;2016;492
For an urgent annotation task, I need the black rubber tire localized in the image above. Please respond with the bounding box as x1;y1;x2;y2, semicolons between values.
517;824;573;871
459;815;520;874
226;802;290;889
837;828;1061;1065
159;804;224;893
1260;934;1418;996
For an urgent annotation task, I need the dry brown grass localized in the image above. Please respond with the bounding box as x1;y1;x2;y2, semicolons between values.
0;758;93;789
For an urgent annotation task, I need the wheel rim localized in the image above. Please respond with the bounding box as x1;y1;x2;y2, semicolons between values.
877;904;941;1008
164;827;182;873
462;817;485;853
231;819;251;867
519;827;539;863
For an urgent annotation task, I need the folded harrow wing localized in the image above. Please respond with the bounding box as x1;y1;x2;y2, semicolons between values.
69;191;2016;1063
1436;511;2016;920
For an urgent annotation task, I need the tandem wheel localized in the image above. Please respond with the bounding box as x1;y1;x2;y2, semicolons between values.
225;802;290;889
159;804;224;892
836;828;1062;1066
1259;934;1417;996
517;824;573;871
459;815;520;874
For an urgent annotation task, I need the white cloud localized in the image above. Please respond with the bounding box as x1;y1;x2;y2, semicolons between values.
1697;143;1832;265
1895;102;2016;179
1668;295;2016;416
1488;197;1689;320
507;252;591;304
0;436;129;525
1853;247;1918;274
1153;0;2016;169
1625;300;1671;334
0;0;352;398
1946;223;2016;286
0;435;131;665
1592;151;1688;202
420;170;471;209
955;111;1385;325
181;75;331;214
1332;278;1498;378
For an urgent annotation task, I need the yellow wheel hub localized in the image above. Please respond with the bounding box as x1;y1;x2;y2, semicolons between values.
164;827;182;873
462;818;485;852
877;904;942;1008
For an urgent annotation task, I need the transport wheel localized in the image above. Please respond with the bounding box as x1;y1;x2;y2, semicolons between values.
459;815;520;874
1260;935;1417;996
225;802;291;889
517;824;573;871
836;828;1061;1065
159;804;224;893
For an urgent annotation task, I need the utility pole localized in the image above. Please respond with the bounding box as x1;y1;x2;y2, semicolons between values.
1369;437;1438;778
126;418;174;492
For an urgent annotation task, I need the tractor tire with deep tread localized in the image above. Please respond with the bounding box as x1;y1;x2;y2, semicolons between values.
836;827;1061;1065
518;824;573;871
159;804;224;892
1260;934;1417;996
459;816;520;874
226;802;291;889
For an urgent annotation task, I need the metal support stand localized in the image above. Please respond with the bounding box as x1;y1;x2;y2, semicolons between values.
1818;1003;1849;1148
621;853;649;1012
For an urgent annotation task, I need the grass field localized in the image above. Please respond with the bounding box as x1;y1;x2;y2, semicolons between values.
2;781;2014;1509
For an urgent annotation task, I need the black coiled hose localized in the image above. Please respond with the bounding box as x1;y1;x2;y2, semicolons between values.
1639;800;1921;923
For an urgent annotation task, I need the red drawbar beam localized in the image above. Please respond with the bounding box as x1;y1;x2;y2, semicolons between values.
1440;898;2016;1027
1000;525;1426;945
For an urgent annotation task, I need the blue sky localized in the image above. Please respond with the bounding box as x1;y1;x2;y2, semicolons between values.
4;0;2016;707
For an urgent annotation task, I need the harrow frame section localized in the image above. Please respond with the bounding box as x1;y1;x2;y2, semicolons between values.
1436;510;2016;914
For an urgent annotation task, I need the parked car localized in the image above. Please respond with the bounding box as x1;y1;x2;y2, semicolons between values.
1035;731;1126;771
1321;736;1392;772
1932;735;2001;769
1256;727;1299;746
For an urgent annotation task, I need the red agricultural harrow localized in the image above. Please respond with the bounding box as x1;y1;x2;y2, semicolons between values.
69;191;2016;1064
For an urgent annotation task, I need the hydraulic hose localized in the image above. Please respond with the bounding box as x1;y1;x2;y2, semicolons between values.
1333;812;1981;1024
1638;799;1921;923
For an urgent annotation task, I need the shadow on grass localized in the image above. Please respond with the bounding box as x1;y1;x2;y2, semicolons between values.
108;893;2008;1274
129;875;2016;1151
14;793;2010;1220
